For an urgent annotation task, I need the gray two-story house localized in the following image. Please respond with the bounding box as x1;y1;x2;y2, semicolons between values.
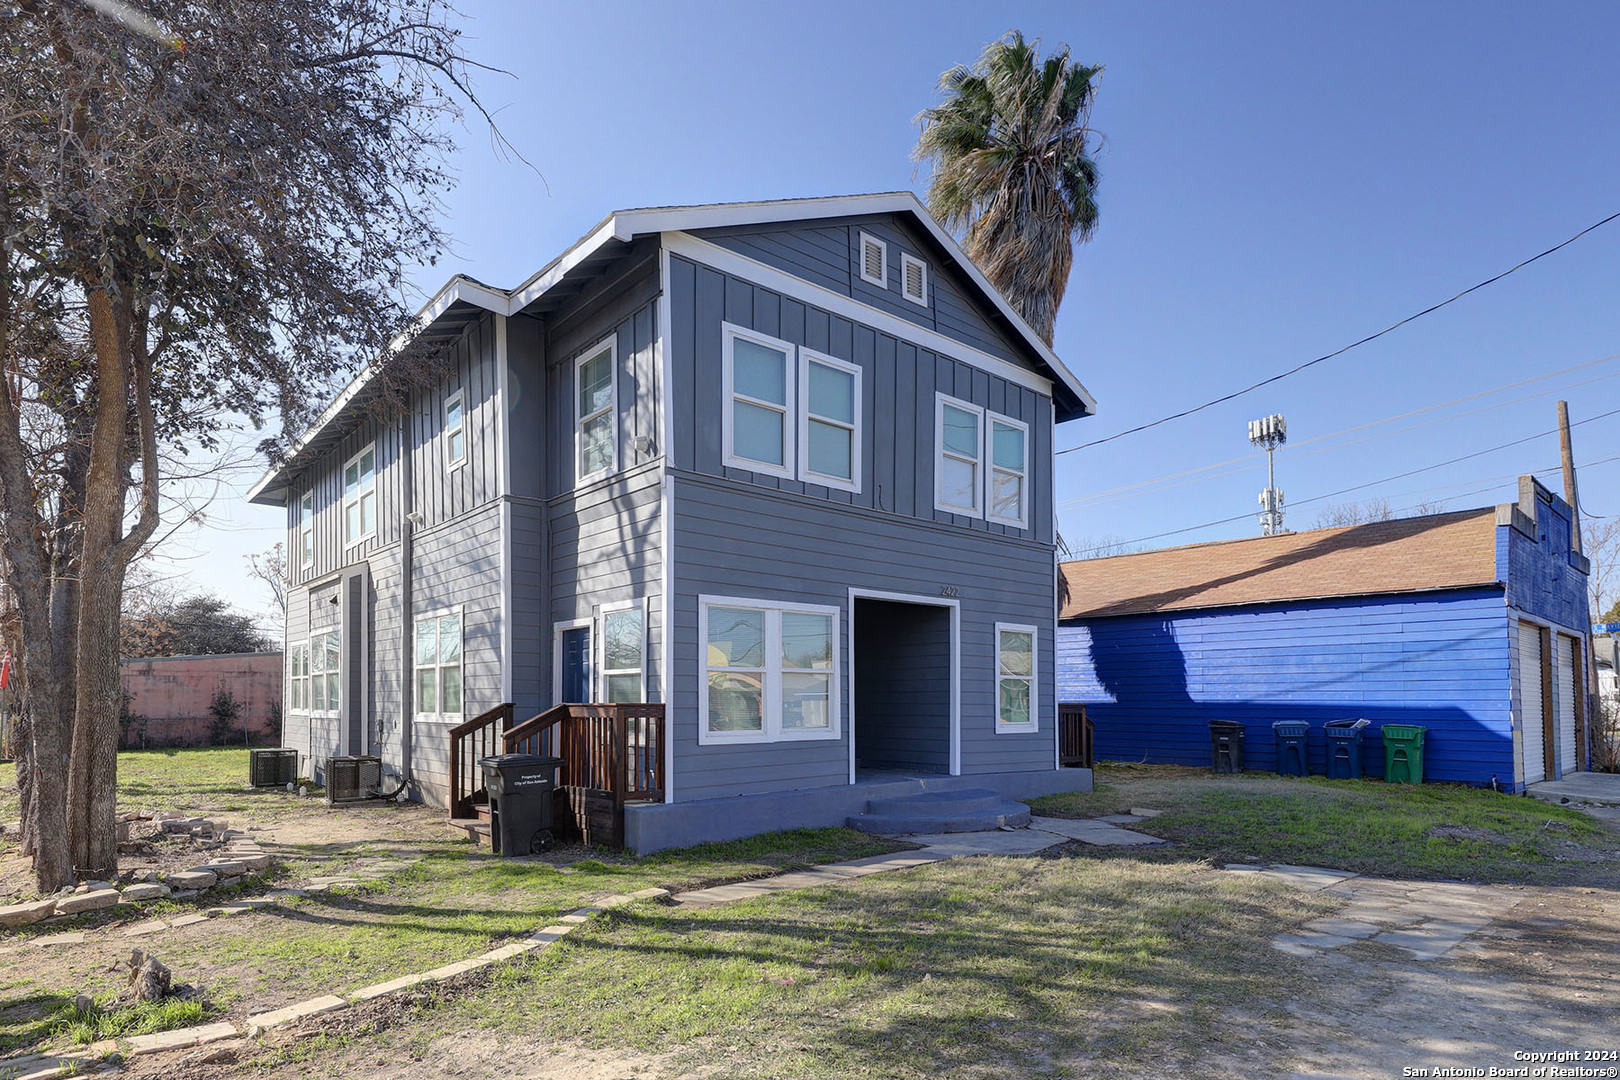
248;193;1096;851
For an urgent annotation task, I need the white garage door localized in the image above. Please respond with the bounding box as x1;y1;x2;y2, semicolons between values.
1519;622;1545;785
1556;634;1578;775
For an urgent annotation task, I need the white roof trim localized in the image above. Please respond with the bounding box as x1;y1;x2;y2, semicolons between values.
601;193;1094;414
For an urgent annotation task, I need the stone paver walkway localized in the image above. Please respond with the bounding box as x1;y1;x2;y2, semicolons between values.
1228;863;1524;961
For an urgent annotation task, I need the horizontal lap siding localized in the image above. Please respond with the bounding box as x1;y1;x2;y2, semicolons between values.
1057;589;1514;784
671;474;1057;802
410;500;505;808
667;254;1054;544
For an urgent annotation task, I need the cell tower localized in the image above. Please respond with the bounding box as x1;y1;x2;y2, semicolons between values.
1249;413;1287;536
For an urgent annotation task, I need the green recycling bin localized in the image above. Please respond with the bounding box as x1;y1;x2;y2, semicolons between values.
1381;724;1426;784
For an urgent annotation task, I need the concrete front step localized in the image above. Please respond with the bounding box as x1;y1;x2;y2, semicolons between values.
846;788;1032;835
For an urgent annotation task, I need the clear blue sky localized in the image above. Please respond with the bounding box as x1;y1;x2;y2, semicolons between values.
187;0;1620;623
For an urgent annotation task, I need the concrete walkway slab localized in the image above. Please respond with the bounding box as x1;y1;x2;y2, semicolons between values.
1526;772;1620;806
1028;816;1165;846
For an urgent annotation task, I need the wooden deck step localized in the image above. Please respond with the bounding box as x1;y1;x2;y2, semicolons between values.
451;818;492;845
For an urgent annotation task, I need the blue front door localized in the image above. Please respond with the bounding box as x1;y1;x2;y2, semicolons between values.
561;627;591;704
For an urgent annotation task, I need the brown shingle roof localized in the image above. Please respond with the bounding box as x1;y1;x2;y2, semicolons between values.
1059;509;1501;620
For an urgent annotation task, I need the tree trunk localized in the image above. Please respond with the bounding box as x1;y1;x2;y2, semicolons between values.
14;703;33;856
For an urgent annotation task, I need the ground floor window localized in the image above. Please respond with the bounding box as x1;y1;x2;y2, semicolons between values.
287;642;310;711
699;596;839;744
995;623;1037;733
415;611;463;720
601;602;645;703
310;629;340;713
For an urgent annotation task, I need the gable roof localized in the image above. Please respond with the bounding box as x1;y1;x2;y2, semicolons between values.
247;192;1092;506
1059;509;1502;620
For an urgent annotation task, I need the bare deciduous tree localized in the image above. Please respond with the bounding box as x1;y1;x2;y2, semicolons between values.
0;0;519;890
1586;519;1620;625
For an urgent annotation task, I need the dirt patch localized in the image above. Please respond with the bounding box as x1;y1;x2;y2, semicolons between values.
1424;824;1511;844
1280;885;1620;1077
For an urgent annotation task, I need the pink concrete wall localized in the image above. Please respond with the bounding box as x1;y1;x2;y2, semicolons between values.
120;651;283;748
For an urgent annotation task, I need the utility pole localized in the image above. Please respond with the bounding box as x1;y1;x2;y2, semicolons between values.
1249;414;1287;536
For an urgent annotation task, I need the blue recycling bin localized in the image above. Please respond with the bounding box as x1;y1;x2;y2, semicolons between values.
1272;721;1309;777
1324;719;1371;780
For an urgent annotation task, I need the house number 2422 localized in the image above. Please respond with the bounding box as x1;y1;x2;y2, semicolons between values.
939;585;960;598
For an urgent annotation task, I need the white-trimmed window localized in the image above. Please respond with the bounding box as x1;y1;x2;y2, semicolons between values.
342;445;377;546
995;623;1037;733
601;601;645;703
298;492;314;569
575;337;617;482
699;596;839;744
723;324;795;478
414;610;463;721
445;389;466;469
901;252;928;306
287;641;310;712
309;629;340;714
858;232;887;288
799;349;861;491
935;395;984;516
987;414;1029;527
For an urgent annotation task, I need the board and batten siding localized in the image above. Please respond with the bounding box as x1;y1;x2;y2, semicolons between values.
665;254;1054;543
1058;588;1516;786
284;310;503;591
669;473;1057;804
691;213;1031;369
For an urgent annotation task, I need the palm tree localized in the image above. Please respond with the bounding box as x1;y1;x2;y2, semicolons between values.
915;32;1102;345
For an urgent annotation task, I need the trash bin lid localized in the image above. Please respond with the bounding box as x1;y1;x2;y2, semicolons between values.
1324;718;1371;730
478;753;564;769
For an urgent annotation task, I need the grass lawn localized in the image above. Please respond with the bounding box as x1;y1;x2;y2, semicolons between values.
262;852;1337;1080
1032;763;1620;885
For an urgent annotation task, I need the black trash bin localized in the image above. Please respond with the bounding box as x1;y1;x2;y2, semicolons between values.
1272;721;1309;777
480;753;562;856
1323;719;1371;780
1208;721;1246;773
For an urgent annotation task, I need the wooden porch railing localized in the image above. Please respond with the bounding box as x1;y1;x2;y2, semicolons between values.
1058;704;1094;768
504;703;666;806
448;703;514;819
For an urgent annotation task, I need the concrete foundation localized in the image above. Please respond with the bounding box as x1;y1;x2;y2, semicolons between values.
623;767;1093;853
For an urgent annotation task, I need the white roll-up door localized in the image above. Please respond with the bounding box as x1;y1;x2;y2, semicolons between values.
1556;635;1577;775
1518;622;1545;785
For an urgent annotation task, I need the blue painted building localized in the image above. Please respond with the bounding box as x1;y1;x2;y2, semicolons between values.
1057;477;1591;792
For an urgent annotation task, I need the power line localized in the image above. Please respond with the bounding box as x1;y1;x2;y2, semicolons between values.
1060;208;1620;454
1060;352;1620;510
1067;409;1620;555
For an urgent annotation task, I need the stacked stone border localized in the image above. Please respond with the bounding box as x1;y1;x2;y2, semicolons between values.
0;819;272;933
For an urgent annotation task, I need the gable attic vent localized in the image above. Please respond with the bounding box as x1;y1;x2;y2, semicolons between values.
901;253;928;306
858;232;887;288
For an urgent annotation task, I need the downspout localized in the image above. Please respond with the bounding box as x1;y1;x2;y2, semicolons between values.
396;413;416;796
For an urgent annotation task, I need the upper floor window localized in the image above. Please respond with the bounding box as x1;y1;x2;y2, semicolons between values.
699;596;839;744
935;396;983;515
723;323;864;492
445;389;466;469
298;491;314;569
935;395;1031;528
858;232;887;288
988;415;1029;527
343;445;376;546
575;338;617;482
995;623;1037;733
415;610;463;720
601;602;645;703
799;350;861;492
901;253;928;307
723;325;795;479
